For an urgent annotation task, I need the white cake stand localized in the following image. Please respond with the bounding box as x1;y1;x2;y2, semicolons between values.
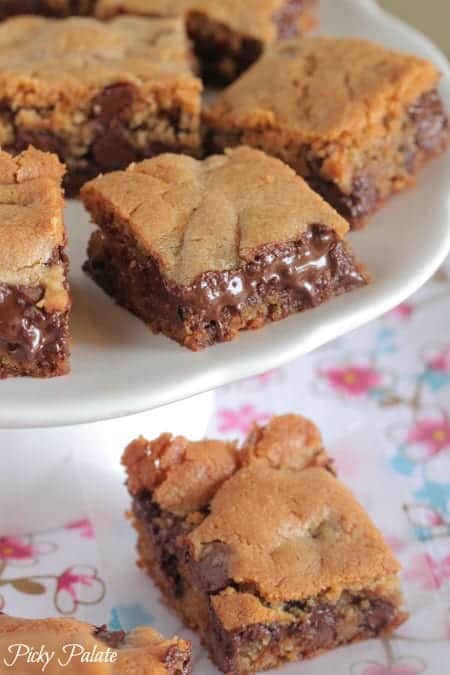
0;0;449;533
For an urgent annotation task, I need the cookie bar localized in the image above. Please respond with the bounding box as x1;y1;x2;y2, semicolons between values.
0;15;202;196
0;147;70;378
123;414;407;674
0;614;192;673
81;146;368;351
204;38;450;227
96;1;318;84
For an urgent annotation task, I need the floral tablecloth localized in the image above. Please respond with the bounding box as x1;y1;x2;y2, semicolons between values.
1;262;450;674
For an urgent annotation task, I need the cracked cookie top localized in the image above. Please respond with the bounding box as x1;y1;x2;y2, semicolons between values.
0;615;191;674
96;0;309;42
123;415;331;515
123;433;240;515
0;147;66;289
81;146;349;286
0;15;199;105
204;37;440;141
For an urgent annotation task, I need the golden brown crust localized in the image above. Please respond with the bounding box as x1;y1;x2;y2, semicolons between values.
0;15;200;112
241;413;332;471
122;433;240;515
187;465;401;604
81;146;350;286
96;0;307;42
0;615;191;674
0;147;67;294
204;37;440;142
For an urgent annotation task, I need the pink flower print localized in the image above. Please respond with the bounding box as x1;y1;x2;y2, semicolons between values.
0;537;54;567
352;658;425;675
65;518;95;539
406;416;450;460
217;404;270;435
254;370;279;385
55;565;106;614
422;343;450;373
404;553;450;590
391;302;414;321
0;538;36;561
321;365;382;396
404;503;448;534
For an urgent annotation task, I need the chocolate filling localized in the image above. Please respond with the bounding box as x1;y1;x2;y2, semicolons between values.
133;493;196;598
0;282;69;375
186;11;262;85
85;222;367;350
4;82;193;196
208;593;401;673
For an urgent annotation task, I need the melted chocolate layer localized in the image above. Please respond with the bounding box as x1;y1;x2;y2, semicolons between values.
0;283;69;375
186;11;262;85
209;594;402;673
85;223;367;349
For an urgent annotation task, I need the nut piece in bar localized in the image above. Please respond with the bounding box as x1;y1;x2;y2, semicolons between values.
204;37;449;227
0;15;202;195
0;147;70;379
123;414;407;674
0;614;192;673
81;146;368;351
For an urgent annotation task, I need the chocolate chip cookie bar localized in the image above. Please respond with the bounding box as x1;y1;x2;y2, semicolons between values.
96;0;318;84
81;146;368;351
0;147;70;378
204;38;449;227
0;614;192;673
0;15;202;195
123;414;407;674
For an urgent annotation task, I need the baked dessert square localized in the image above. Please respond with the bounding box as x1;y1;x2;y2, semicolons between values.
81;146;368;351
123;414;407;674
96;0;319;84
0;147;70;378
0;614;192;673
204;37;450;227
0;0;96;19
0;15;202;195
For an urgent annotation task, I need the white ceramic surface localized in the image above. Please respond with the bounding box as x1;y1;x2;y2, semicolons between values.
0;390;215;534
0;0;449;428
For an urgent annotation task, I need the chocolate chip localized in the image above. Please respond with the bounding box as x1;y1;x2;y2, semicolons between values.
190;541;231;593
94;626;126;649
91;128;136;169
307;171;379;225
91;83;136;126
12;129;67;158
